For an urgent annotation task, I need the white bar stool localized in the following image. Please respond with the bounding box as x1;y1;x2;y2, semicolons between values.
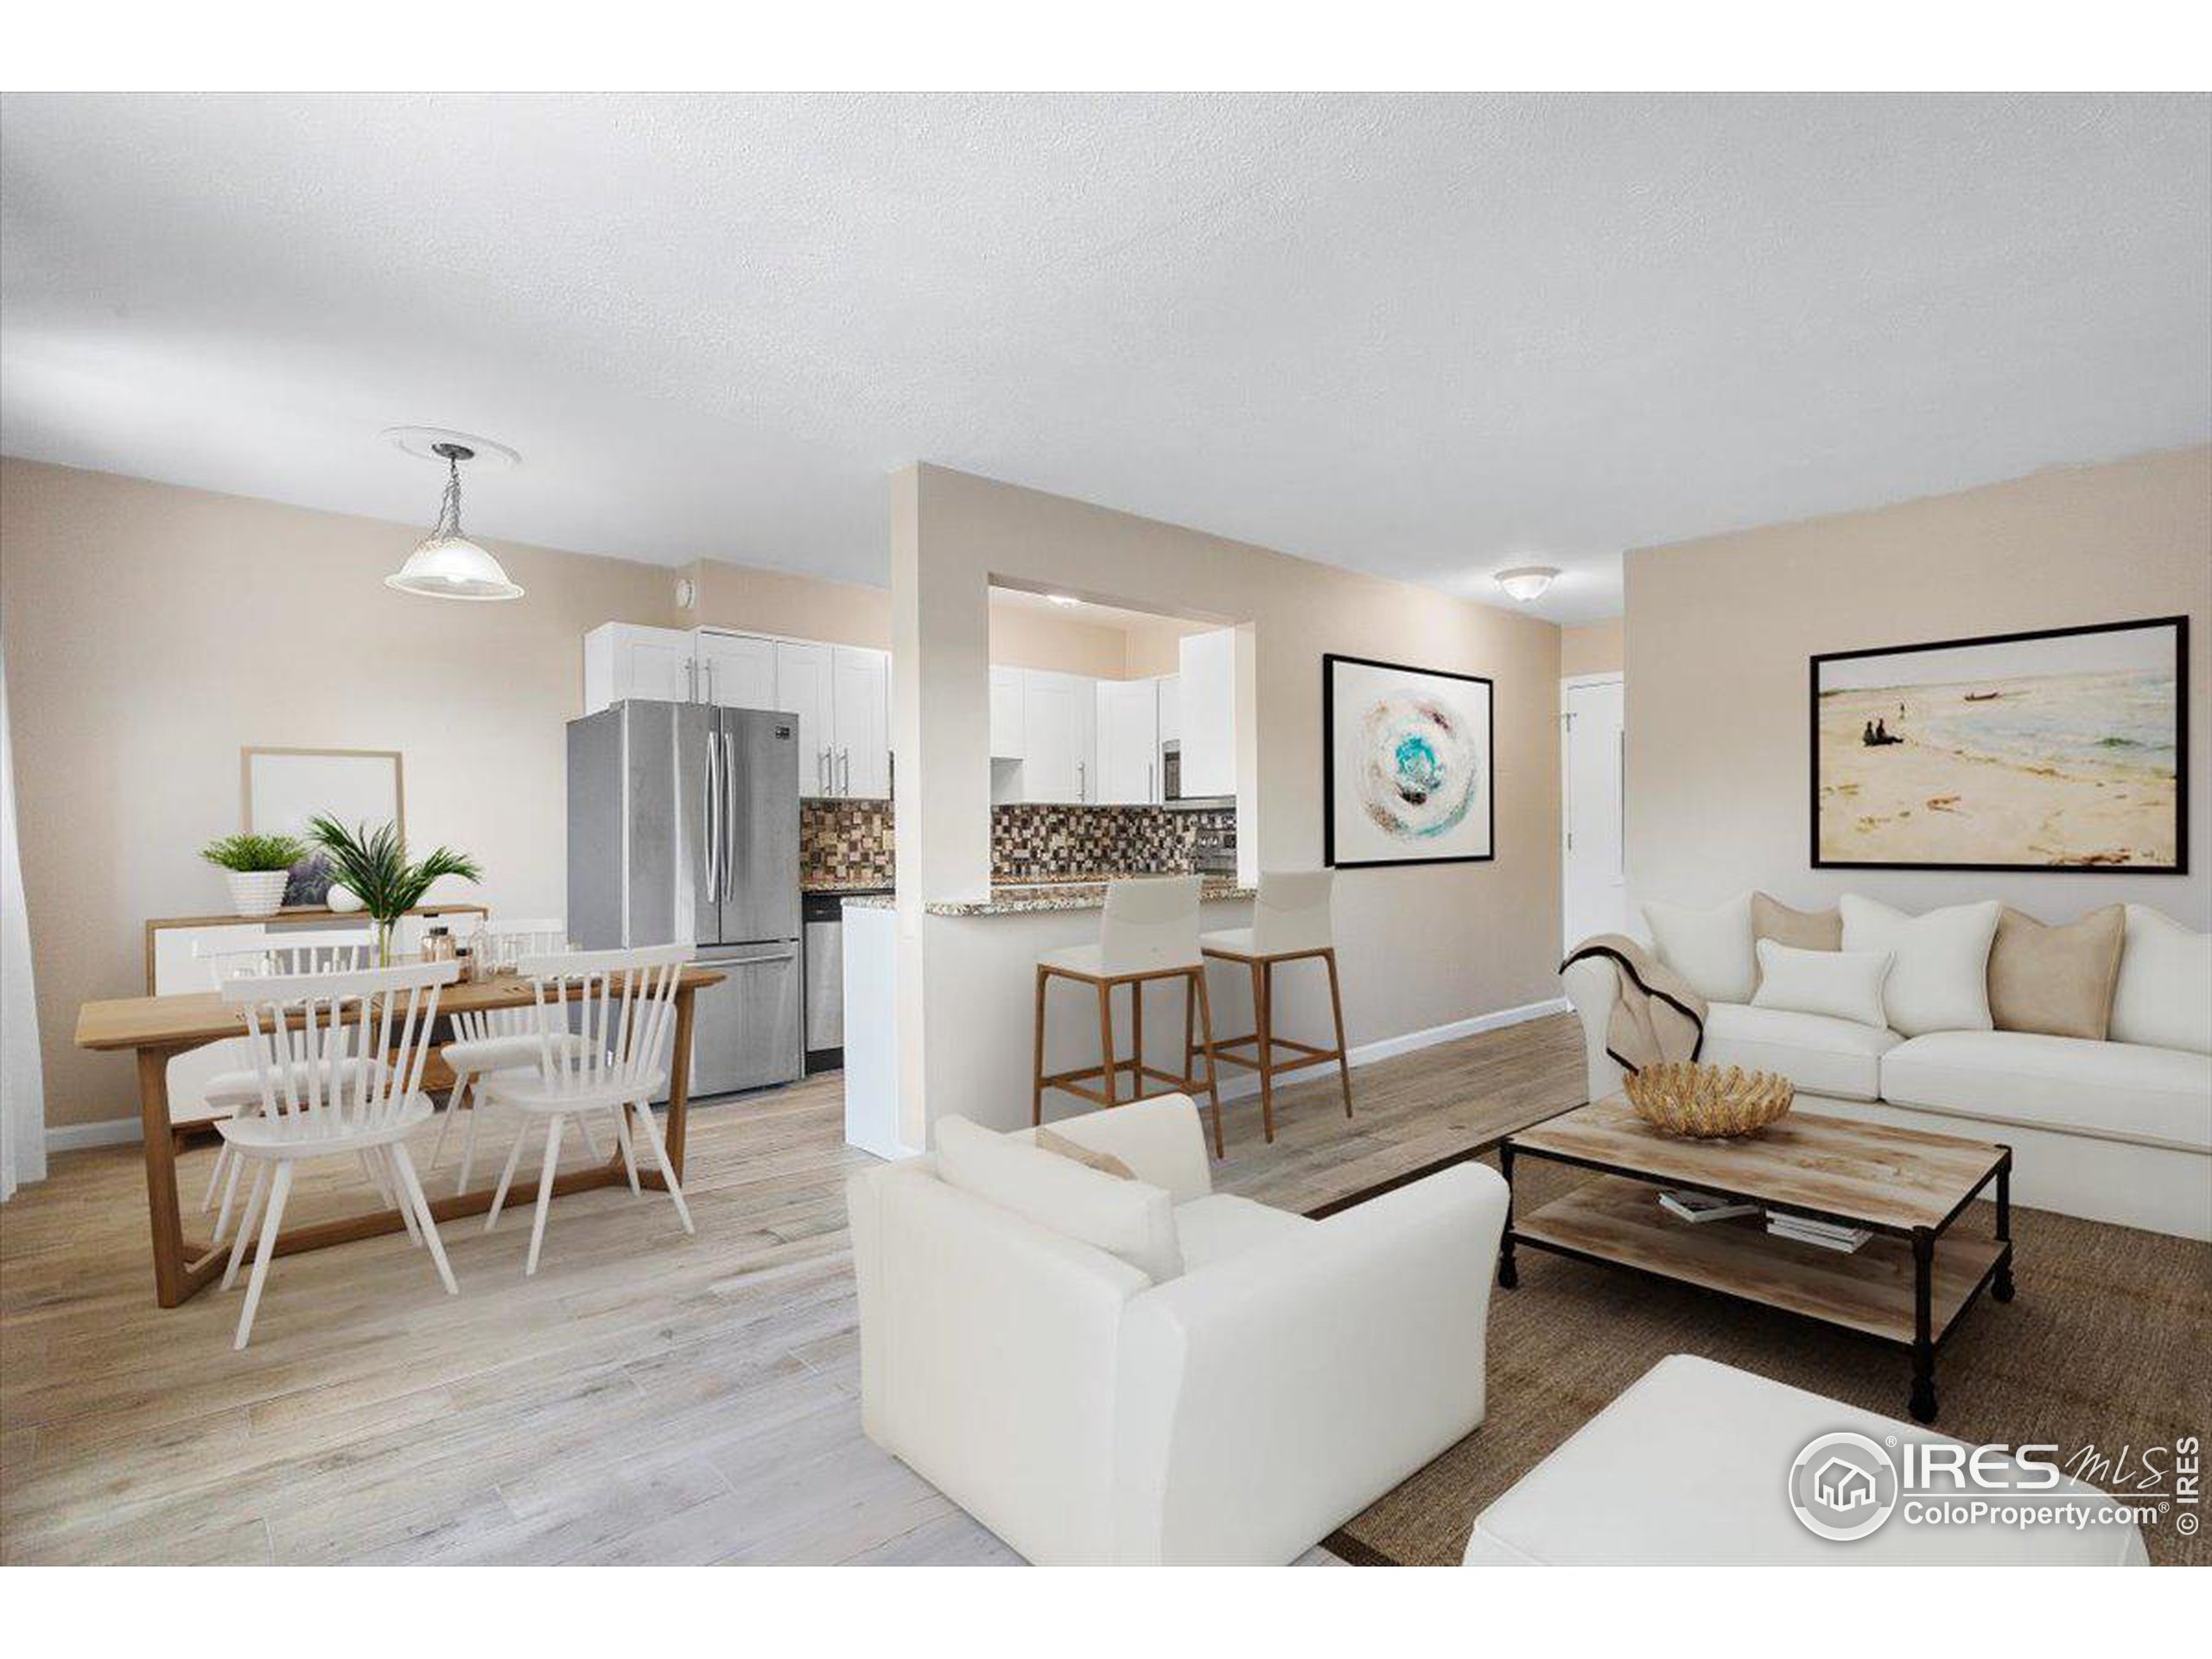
1032;875;1225;1158
1192;870;1352;1142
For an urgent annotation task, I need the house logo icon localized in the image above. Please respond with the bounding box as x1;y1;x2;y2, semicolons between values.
1789;1432;1900;1541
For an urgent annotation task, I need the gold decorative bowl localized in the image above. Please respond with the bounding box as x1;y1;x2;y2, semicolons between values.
1624;1061;1794;1140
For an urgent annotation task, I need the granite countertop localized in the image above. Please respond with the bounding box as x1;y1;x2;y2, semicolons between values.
844;878;1254;915
801;877;896;894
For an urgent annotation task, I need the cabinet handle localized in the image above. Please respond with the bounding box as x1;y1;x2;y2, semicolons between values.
1077;761;1087;803
839;748;851;796
706;661;717;705
687;658;699;702
1147;761;1156;804
818;747;830;795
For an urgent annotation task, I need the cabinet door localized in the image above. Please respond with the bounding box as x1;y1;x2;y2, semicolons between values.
989;666;1025;759
588;623;697;709
1019;671;1089;803
831;645;891;798
1096;678;1160;804
696;632;777;710
1155;673;1181;744
773;641;836;797
1178;629;1237;798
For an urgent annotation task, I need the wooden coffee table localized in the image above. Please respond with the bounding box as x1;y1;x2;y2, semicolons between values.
1498;1098;2014;1423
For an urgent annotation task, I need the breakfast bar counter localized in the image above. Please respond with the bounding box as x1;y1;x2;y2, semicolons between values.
845;878;1254;916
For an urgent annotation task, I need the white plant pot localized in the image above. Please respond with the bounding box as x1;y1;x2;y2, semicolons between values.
224;869;290;918
326;883;365;915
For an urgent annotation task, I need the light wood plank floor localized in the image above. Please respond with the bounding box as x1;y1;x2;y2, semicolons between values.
0;1014;1584;1565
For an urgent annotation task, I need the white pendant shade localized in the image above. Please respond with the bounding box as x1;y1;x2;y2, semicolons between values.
386;439;524;601
385;533;524;601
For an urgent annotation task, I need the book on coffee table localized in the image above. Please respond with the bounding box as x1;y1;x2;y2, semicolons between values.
1658;1189;1761;1224
1766;1212;1873;1253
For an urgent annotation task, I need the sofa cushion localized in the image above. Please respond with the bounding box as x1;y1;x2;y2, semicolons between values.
1700;1002;1903;1103
1171;1192;1314;1271
1986;905;2124;1042
1878;1030;2212;1152
936;1115;1185;1282
1840;895;2001;1038
2108;906;2212;1056
1643;893;1755;1003
1751;940;1892;1028
1750;893;1841;991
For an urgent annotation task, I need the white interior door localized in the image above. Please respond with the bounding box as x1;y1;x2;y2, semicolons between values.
1561;677;1627;951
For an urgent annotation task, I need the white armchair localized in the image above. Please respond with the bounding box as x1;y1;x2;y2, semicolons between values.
847;1096;1509;1565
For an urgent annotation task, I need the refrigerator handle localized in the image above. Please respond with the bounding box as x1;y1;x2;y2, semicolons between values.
724;730;740;887
704;726;721;903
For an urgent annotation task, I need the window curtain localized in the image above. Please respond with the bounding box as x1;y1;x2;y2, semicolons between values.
0;638;44;1202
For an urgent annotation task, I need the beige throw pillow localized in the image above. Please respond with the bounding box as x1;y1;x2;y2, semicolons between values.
1751;893;1841;990
1035;1126;1136;1181
1989;906;2125;1042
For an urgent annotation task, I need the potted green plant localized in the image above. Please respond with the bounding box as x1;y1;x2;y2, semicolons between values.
308;816;482;964
200;832;309;918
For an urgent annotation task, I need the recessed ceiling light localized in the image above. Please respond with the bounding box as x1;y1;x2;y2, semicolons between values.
1046;594;1081;607
1493;566;1560;603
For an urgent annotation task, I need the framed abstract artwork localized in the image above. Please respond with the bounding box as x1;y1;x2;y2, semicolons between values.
1323;653;1495;868
1810;616;2187;873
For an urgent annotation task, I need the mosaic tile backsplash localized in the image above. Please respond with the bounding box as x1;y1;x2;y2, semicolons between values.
990;804;1236;882
800;799;1237;888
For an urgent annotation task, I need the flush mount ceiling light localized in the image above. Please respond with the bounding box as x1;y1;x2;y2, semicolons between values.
1492;565;1560;603
384;438;524;602
1046;594;1081;607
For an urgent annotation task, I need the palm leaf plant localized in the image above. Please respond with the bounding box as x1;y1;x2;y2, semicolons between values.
308;816;481;963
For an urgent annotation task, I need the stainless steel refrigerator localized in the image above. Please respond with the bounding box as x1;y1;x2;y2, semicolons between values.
567;699;803;1097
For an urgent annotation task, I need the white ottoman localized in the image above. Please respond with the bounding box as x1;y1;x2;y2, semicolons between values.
1464;1355;2149;1567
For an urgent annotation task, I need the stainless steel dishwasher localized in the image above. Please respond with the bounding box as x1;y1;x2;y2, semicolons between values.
803;890;883;1073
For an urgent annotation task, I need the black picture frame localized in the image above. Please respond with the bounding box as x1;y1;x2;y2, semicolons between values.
1323;652;1497;869
1808;614;2189;874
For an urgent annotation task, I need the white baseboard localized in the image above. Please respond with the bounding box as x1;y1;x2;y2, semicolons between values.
48;1116;143;1152
1207;995;1572;1104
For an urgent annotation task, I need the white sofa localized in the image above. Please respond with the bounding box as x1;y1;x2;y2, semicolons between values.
846;1096;1510;1564
1565;900;2212;1240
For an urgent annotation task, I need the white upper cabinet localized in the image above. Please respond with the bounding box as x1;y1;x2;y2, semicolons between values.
1019;669;1096;804
772;640;836;797
831;645;892;799
1096;677;1161;804
989;666;1025;760
696;631;777;711
1177;629;1237;799
584;623;697;709
1155;672;1181;745
582;624;893;798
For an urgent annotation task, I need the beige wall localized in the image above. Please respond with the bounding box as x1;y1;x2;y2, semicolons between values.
1561;618;1624;677
1;459;683;1128
892;465;1563;1141
1625;446;2211;928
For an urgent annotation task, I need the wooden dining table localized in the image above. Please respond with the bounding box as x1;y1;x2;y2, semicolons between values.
73;965;727;1308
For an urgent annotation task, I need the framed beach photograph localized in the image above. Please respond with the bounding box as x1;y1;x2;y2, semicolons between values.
1324;653;1495;868
1810;617;2187;873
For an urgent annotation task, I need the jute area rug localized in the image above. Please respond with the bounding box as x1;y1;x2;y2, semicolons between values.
1319;1153;2212;1567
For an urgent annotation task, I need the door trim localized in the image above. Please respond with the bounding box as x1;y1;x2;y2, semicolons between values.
1560;673;1627;956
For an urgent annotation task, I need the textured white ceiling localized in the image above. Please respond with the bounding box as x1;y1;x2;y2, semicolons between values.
3;92;2206;624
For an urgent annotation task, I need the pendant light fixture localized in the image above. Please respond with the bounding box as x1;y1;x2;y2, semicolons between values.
385;440;524;601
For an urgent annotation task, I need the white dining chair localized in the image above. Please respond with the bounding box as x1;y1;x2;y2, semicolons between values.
423;918;602;1194
194;930;381;1239
215;959;461;1350
481;944;696;1276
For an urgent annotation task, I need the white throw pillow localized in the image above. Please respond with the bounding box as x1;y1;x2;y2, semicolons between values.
1838;896;2001;1038
2108;906;2212;1055
1642;893;1756;1003
1750;940;1893;1028
934;1115;1183;1282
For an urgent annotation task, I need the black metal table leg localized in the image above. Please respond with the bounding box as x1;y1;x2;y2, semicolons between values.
1993;1151;2016;1303
1497;1141;1519;1289
1910;1229;1937;1423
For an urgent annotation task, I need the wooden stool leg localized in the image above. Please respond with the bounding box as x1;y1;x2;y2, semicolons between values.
1252;958;1275;1143
1325;947;1354;1118
1191;968;1224;1159
1131;978;1145;1096
1096;979;1118;1107
1032;967;1049;1126
1183;972;1198;1081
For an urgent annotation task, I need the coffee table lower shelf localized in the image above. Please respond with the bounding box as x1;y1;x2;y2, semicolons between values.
1512;1176;2005;1348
